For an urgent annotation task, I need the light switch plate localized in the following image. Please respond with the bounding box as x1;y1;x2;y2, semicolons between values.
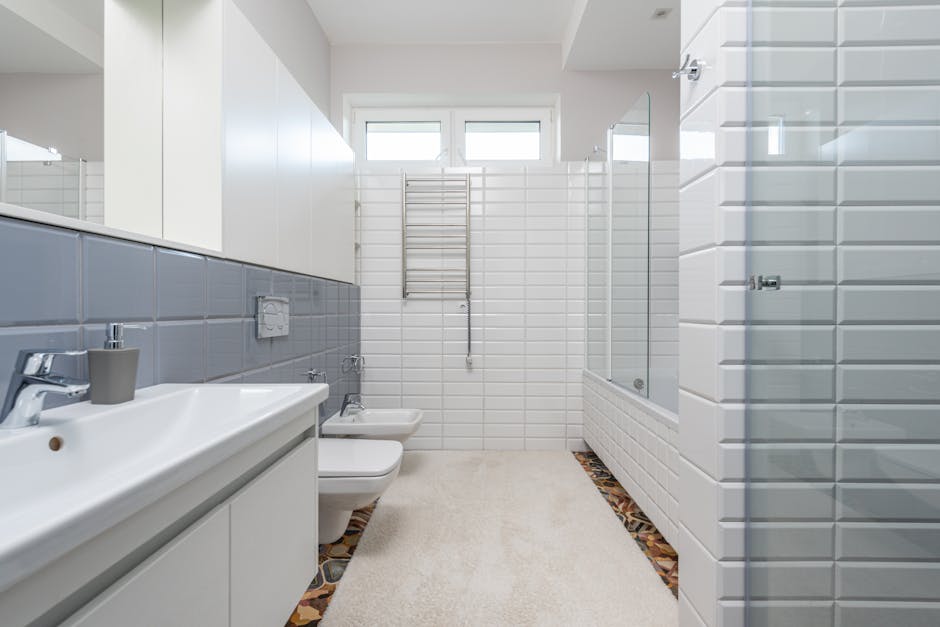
256;296;290;339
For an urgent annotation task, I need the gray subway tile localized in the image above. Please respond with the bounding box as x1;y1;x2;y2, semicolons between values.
83;235;154;322
244;266;272;317
0;218;79;325
156;248;206;320
273;271;293;301
207;320;244;380
242;367;273;384
207;259;244;318
311;278;326;315
749;444;834;481
156;321;205;383
83;322;155;388
243;320;272;370
292;277;314;315
291;316;313;359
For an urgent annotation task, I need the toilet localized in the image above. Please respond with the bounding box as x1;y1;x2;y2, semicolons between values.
318;438;403;544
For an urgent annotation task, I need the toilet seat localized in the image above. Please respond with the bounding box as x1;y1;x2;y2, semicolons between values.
318;438;403;478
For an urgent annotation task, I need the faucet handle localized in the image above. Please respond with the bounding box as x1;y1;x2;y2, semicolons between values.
18;349;87;376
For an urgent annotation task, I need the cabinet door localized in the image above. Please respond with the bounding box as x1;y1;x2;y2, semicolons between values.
230;438;318;627
222;0;278;267
275;63;314;275
65;507;229;627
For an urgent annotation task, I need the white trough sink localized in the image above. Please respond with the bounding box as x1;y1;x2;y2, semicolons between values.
0;383;327;592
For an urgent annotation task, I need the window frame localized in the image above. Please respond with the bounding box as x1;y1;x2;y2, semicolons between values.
350;106;555;167
453;107;554;167
352;108;451;166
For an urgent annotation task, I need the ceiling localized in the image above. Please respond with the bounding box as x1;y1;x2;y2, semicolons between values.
307;0;679;71
307;0;578;45
0;5;101;73
48;0;103;36
563;0;680;70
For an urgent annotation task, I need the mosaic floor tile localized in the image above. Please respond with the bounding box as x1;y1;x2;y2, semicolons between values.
285;502;376;626
574;451;679;598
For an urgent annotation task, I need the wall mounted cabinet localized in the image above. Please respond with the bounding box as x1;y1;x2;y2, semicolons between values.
162;0;355;282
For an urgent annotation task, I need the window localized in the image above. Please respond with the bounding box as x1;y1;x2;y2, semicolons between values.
365;121;442;161
463;121;541;161
351;106;554;166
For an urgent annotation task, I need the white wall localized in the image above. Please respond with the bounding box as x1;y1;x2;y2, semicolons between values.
358;164;589;451
233;0;331;118
0;73;103;160
331;43;679;162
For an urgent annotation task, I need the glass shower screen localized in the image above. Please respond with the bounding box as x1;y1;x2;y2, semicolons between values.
609;94;651;395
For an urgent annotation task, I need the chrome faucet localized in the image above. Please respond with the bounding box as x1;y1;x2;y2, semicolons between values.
340;393;364;417
1;349;89;429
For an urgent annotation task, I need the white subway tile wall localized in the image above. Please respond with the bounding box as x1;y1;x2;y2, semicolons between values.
3;161;103;223
357;165;589;451
583;370;680;545
679;2;940;626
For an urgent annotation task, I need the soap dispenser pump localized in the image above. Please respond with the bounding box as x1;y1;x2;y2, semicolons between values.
87;322;141;405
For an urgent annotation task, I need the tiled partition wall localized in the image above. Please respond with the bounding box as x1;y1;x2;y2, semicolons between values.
357;165;590;451
678;2;940;626
583;370;679;545
0;215;360;418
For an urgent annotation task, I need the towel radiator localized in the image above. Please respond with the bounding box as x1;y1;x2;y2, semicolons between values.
401;173;472;366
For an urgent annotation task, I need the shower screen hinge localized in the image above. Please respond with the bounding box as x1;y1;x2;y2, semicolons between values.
749;275;781;291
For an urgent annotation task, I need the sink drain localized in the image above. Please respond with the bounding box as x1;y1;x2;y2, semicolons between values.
49;436;63;451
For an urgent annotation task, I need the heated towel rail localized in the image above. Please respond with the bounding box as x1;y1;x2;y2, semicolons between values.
401;173;472;366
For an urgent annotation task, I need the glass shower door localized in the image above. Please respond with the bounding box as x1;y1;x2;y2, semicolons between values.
744;2;940;625
609;93;651;395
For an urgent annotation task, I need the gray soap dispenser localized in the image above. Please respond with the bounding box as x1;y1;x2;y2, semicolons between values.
87;322;141;404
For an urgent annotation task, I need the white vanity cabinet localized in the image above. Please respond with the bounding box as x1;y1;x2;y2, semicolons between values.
64;437;319;627
65;507;230;627
230;435;318;627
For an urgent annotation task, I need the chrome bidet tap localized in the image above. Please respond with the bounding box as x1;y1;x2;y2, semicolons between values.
340;393;365;417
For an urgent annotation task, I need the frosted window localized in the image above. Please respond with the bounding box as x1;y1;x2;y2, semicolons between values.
465;121;540;161
366;121;441;161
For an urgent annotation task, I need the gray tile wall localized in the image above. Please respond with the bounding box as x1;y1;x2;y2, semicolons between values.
0;216;360;419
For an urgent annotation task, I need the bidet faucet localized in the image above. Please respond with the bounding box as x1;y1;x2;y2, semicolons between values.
340;393;365;417
0;349;90;429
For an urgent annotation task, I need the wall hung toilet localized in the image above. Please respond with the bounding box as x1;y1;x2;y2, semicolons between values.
318;438;403;543
321;408;423;443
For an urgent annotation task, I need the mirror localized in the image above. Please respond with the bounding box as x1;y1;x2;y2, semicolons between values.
0;0;164;239
0;0;105;222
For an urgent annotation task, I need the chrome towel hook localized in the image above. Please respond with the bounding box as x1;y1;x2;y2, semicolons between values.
672;54;702;81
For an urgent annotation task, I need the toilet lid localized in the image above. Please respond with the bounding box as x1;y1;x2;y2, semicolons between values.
318;438;403;478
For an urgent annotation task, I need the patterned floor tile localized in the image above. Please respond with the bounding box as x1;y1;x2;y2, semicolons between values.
574;451;679;598
285;502;376;626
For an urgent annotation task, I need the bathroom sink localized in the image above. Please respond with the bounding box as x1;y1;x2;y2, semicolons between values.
321;408;423;442
0;383;327;592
